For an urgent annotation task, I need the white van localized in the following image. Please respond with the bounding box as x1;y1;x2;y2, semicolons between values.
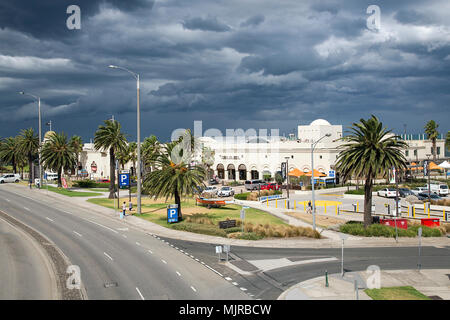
429;183;448;196
45;172;58;181
0;173;20;183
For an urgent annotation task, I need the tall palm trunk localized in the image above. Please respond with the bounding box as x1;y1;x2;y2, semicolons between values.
57;167;62;188
363;173;374;228
12;156;17;174
174;187;182;220
109;147;115;199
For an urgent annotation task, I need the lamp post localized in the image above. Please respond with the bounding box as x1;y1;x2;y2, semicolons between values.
285;157;290;209
311;133;331;231
19;91;42;189
108;65;142;215
426;154;431;205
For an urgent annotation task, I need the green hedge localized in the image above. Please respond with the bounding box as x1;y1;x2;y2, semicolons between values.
73;180;111;188
339;222;443;237
234;192;250;200
171;222;227;237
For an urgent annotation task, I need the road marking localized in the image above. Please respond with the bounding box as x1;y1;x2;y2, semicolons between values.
85;219;118;234
191;286;197;292
117;227;128;231
240;287;247;291
122;234;127;238
225;277;232;281
232;282;239;286
176;271;181;277
136;242;141;246
5;198;10;202
136;287;145;300
161;259;167;264
148;250;153;254
204;264;224;277
103;252;114;261
24;207;30;211
73;231;82;237
45;217;54;222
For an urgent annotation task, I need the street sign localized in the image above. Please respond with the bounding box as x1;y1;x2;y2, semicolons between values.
119;173;130;187
215;245;222;254
167;205;179;223
223;245;230;253
240;209;246;220
328;170;335;178
281;162;287;181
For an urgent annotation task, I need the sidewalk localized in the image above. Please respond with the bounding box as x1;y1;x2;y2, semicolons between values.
278;269;450;300
6;184;450;249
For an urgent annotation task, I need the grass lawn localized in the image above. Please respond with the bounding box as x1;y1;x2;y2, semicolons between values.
285;211;346;229
87;196;323;239
364;286;431;300
45;185;103;197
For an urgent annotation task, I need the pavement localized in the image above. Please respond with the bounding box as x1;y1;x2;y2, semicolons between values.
278;269;450;300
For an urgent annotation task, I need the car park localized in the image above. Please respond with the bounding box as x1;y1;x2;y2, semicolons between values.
377;188;397;198
410;187;428;196
203;186;218;195
0;173;20;183
218;186;234;197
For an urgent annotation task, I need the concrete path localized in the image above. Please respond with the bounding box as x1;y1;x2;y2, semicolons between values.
278;269;450;300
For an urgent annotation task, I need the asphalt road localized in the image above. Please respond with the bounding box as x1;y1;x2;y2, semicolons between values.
0;185;250;300
0;216;57;299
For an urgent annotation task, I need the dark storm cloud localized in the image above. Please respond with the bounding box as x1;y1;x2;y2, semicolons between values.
182;16;231;32
0;0;449;142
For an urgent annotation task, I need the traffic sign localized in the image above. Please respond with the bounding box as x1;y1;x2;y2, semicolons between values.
167;205;179;223
328;170;335;178
119;173;130;187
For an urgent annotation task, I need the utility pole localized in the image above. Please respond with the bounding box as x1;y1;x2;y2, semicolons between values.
426;154;431;205
285;157;290;209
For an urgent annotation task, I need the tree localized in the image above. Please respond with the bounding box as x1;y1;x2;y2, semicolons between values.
94;120;127;199
142;135;161;173
0;136;20;173
18;128;39;182
116;141;131;170
201;146;215;182
69;135;83;177
143;143;206;220
336;115;407;228
446;131;450;152
128;142;137;176
41;132;76;187
424;120;439;161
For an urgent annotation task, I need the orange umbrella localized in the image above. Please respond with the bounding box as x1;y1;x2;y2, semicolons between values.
429;161;442;170
304;169;326;177
288;168;305;177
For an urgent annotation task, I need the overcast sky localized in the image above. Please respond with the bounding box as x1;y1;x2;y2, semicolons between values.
0;0;449;142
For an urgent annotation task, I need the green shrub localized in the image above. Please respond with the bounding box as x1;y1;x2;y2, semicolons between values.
234;193;250;200
224;226;242;234
339;221;444;237
171;222;227;237
235;232;264;240
73;180;97;188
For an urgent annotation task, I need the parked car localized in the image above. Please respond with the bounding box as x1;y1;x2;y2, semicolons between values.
0;173;20;183
98;179;110;183
260;183;280;191
244;180;265;191
429;183;448;197
377;188;397;198
203;186;218;195
209;178;220;185
410;187;428;196
417;192;442;201
398;188;413;198
218;186;234;197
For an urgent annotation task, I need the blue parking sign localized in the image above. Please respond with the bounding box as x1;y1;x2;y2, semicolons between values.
167;207;179;223
119;173;130;187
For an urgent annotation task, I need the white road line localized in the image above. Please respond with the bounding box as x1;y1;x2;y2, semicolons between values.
45;217;54;222
103;252;114;261
148;250;153;254
204;264;224;277
122;234;127;238
136;287;145;300
240;287;247;291
161;259;167;264
176;271;181;277
191;286;197;292
23;207;30;211
232;282;239;286
85;219;118;234
136;242;141;246
73;231;82;237
5;198;10;202
225;277;232;281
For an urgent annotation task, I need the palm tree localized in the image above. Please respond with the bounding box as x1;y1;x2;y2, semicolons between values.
18;128;39;182
94;120;127;199
0;136;20;173
143;144;206;220
116;142;131;170
128;142;137;176
142;135;161;173
41;132;76;188
201;146;215;182
69;135;83;177
424;120;439;161
446;131;450;152
336;115;408;228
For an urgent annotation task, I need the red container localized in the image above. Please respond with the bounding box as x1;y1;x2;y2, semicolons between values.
380;218;408;229
421;218;440;228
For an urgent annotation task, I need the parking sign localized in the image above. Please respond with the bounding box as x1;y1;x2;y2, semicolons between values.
119;173;130;187
167;205;179;223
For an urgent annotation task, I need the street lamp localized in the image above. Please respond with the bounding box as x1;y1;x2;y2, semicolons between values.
311;133;331;231
285;156;290;209
108;65;142;215
19;91;42;189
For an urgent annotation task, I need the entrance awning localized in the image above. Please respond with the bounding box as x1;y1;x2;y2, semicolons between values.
288;168;305;177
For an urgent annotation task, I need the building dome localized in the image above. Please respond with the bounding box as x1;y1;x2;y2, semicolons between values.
44;131;56;140
310;119;331;126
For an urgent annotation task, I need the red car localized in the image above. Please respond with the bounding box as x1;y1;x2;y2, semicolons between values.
98;179;110;183
261;183;280;191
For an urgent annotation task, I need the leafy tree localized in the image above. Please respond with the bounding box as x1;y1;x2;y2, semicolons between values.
128;142;137;176
94;120;127;199
275;172;283;185
18;128;39;182
143;143;206;220
336;115;407;227
424;120;439;161
116;141;131;170
41;132;76;187
142;135;161;173
0;136;20;173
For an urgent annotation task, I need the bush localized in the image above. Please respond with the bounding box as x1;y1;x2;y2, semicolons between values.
73;180;97;188
339;221;445;237
234;192;250;200
171;222;227;237
184;214;215;225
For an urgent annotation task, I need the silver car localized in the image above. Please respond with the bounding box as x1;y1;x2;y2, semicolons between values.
218;186;234;197
0;173;20;183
